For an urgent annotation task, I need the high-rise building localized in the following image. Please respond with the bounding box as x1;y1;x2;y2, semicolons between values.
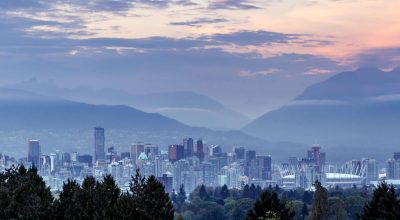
94;127;105;162
183;138;194;158
257;155;272;180
394;152;400;160
27;140;41;168
362;158;378;182
195;139;205;161
168;145;185;162
144;144;159;160
234;147;245;160
246;150;256;163
131;143;145;163
77;154;93;167
211;145;223;157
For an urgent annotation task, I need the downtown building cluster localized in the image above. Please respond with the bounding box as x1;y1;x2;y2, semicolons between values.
2;127;400;192
0;127;273;193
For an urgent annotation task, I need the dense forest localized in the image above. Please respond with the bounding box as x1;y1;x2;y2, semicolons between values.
0;165;399;220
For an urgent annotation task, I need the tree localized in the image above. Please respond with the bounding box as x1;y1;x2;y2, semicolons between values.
301;203;308;220
287;200;304;220
328;197;347;220
225;198;254;220
0;165;54;220
220;184;230;200
54;179;80;219
302;191;313;205
344;195;366;219
199;185;208;200
242;184;251;198
131;173;174;220
173;184;187;213
97;175;121;219
358;182;400;219
310;181;328;220
246;190;295;220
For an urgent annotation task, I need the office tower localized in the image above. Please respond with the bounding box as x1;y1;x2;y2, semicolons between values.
257;155;272;180
27;140;41;168
144;144;159;160
234;147;245;160
131;143;145;163
157;174;173;194
71;152;78;162
362;158;378;182
195;139;205;161
94;127;105;162
211;145;223;157
62;152;71;164
77;154;93;167
394;152;400;160
202;163;216;186
120;152;130;159
183;138;194;158
49;153;58;172
168;145;185;162
246;150;256;163
307;144;325;171
387;158;400;179
40;155;51;175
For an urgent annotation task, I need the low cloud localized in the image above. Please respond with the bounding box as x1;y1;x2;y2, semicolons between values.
286;99;348;106
208;0;260;10
169;18;228;27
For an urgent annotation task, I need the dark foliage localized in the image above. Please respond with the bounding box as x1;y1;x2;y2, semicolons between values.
0;165;53;220
358;182;400;220
246;190;295;220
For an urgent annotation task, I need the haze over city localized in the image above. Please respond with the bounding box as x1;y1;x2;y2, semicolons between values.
1;1;400;219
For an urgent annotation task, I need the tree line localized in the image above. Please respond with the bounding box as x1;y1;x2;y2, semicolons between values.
1;165;400;219
0;165;173;220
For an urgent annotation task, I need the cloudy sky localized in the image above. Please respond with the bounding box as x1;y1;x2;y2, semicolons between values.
0;0;399;117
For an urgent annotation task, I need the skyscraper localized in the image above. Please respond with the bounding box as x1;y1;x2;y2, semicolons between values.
195;139;205;161
131;143;145;163
168;145;185;162
183;138;194;158
257;155;272;180
234;147;245;160
94;127;105;162
27;140;41;168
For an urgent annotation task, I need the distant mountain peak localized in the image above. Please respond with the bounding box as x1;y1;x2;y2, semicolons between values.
295;67;400;101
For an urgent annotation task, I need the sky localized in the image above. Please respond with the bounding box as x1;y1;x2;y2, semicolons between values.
0;0;399;118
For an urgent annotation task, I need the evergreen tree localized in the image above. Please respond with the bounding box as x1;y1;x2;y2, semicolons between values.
173;184;187;212
142;175;174;220
199;185;208;200
246;190;295;220
358;182;400;219
242;184;251;198
310;181;328;220
220;184;230;199
54;179;81;219
97;175;121;219
301;203;308;220
0;165;53;220
328;197;347;220
302;191;313;205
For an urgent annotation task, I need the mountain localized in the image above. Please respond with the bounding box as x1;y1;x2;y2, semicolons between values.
128;92;250;130
0;88;301;159
243;67;400;161
5;80;249;129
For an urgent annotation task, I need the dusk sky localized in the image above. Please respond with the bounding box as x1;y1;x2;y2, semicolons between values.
1;0;399;117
